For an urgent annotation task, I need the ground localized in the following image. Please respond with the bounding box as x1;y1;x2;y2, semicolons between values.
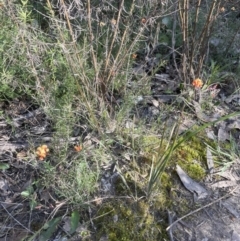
1;0;240;241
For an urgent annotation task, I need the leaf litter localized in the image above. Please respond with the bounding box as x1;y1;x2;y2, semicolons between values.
1;5;240;241
176;165;208;200
2;81;240;241
2;60;240;241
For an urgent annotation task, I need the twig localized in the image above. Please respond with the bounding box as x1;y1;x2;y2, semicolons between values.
166;186;238;231
167;210;175;241
87;0;98;77
104;0;124;75
11;108;43;127
0;202;34;234
171;2;181;81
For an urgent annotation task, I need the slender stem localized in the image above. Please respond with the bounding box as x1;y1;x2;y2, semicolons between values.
87;0;98;78
104;0;124;75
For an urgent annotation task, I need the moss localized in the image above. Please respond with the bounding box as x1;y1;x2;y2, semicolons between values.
140;135;162;154
148;172;173;209
140;132;209;181
160;172;172;189
94;200;166;240
174;134;211;181
98;132;215;240
182;162;205;180
153;190;171;210
113;170;146;197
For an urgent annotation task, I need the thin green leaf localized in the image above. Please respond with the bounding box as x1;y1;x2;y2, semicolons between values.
39;217;61;241
21;185;34;198
21;190;31;197
70;210;80;234
147;111;240;197
0;163;10;170
30;199;37;211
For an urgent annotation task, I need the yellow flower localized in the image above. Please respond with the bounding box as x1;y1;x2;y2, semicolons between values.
192;78;203;88
36;145;49;160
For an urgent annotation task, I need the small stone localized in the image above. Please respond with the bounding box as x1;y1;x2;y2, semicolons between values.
151;99;159;107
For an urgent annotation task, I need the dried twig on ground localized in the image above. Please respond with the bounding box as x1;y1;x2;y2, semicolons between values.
166;186;238;231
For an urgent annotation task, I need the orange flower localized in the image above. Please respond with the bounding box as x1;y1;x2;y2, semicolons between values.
141;18;147;24
74;145;82;152
132;53;137;59
41;145;49;152
38;156;45;161
36;145;49;160
192;78;203;88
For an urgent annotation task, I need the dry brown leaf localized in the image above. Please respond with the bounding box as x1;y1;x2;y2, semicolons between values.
176;165;208;199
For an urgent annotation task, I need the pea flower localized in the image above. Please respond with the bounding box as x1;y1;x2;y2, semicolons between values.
74;145;82;152
192;78;203;88
36;145;49;161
